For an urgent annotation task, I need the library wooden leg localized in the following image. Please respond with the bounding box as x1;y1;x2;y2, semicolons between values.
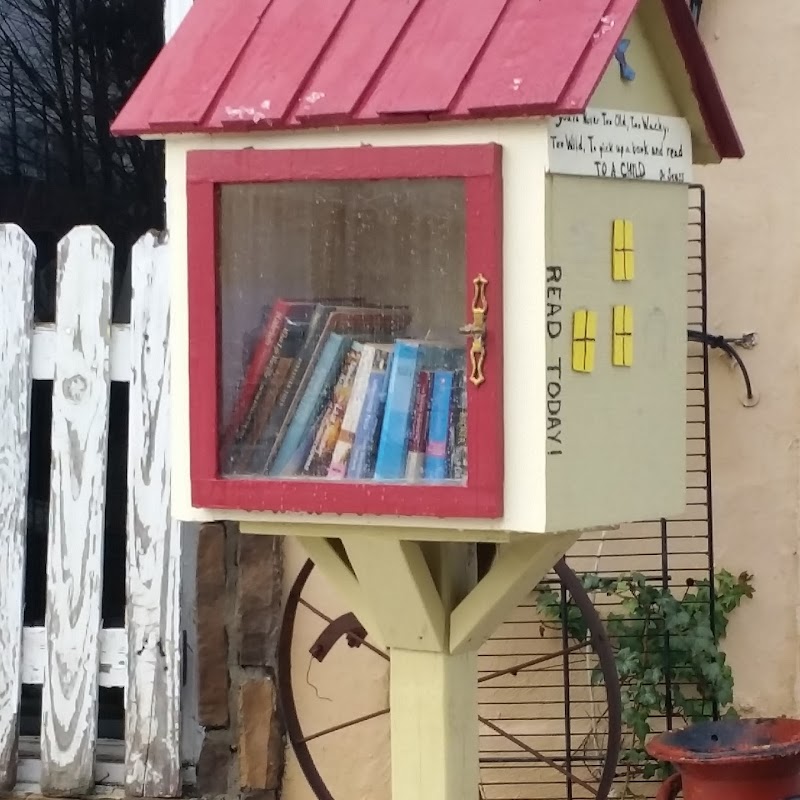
390;647;479;800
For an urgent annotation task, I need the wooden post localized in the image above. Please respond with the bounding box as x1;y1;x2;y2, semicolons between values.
0;225;35;790
450;534;580;654
125;232;182;797
390;648;479;800
41;226;113;797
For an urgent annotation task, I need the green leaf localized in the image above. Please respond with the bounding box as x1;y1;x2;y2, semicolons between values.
582;573;602;592
632;716;651;745
701;661;723;683
642;760;660;779
621;748;646;765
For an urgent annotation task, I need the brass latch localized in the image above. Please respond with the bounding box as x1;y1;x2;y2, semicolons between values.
459;274;488;386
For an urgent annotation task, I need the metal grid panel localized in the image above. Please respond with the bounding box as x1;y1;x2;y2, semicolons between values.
477;185;714;799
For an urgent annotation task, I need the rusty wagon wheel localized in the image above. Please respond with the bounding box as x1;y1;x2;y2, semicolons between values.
278;551;622;800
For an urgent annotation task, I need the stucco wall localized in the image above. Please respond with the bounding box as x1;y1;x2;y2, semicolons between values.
694;0;800;718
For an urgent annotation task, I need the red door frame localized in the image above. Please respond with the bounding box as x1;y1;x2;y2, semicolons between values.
186;143;503;519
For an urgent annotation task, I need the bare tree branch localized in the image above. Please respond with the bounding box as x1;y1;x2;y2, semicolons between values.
0;0;164;238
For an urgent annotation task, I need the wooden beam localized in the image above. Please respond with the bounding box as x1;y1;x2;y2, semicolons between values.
343;538;445;651
32;324;131;382
295;536;384;647
390;648;479;800
421;542;477;615
22;627;126;688
295;537;362;611
449;532;579;655
0;225;35;790
125;232;182;797
41;226;113;797
239;520;517;544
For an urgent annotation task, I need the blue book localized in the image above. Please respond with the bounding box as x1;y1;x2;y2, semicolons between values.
423;344;464;372
347;366;390;480
373;342;423;480
424;370;455;480
270;333;351;476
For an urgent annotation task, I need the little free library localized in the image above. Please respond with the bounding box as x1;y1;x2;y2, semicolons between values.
113;0;743;797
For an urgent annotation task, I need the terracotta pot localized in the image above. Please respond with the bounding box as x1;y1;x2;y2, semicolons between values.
647;718;800;800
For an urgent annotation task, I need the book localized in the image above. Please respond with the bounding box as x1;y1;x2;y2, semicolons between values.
423;370;455;481
373;341;422;480
302;343;363;476
448;369;468;480
225;317;308;473
404;370;433;482
327;344;393;479
222;300;315;450
270;333;353;476
424;345;465;372
264;305;412;473
347;354;393;480
247;303;336;473
240;303;272;374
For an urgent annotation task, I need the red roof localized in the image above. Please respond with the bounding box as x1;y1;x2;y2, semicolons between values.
112;0;742;160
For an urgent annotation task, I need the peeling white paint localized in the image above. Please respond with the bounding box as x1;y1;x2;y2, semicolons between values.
0;225;35;790
594;14;616;38
3;227;188;792
33;324;131;382
125;233;182;797
22;627;126;688
225;104;270;123
41;226;113;797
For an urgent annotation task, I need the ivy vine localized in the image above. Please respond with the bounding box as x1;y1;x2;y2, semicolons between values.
535;569;754;794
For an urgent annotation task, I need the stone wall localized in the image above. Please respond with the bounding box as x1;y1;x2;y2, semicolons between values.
195;522;284;799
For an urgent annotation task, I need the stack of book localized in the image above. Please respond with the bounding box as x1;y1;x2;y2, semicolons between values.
222;299;468;483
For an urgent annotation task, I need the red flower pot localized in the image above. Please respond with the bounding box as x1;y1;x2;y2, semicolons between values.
647;718;800;800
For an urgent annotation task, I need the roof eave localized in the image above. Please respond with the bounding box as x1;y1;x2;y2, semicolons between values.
660;0;744;160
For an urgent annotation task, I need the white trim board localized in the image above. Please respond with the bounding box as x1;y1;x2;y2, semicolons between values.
21;627;127;688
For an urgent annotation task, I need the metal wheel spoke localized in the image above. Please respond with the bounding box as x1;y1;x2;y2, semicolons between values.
571;706;611;761
479;715;598;795
478;639;592;684
300;708;390;745
298;597;389;661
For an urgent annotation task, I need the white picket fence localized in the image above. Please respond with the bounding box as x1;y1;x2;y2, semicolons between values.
0;224;185;797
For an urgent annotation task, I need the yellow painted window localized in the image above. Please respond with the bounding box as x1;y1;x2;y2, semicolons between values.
612;305;633;367
572;309;597;373
612;219;635;281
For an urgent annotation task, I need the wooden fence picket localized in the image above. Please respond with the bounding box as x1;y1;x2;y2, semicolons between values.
40;226;114;796
0;226;36;790
125;232;182;797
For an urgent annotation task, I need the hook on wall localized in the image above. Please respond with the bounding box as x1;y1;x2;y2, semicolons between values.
688;329;758;407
